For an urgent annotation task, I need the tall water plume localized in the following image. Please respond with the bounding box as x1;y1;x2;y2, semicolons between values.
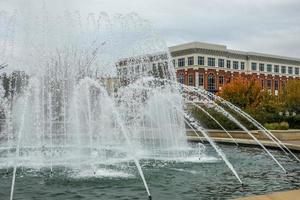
0;2;188;171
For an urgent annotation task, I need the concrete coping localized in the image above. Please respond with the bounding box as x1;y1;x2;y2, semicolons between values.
187;136;300;152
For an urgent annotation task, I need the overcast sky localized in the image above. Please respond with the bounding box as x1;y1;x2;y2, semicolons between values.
1;0;300;58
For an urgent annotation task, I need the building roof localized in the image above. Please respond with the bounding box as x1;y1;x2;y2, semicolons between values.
169;42;300;65
169;42;227;52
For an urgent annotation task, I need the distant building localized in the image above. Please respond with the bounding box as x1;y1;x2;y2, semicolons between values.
170;42;300;95
116;53;171;85
116;42;300;95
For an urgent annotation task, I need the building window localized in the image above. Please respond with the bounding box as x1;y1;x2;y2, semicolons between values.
152;63;157;74
207;73;216;91
122;68;128;75
178;73;184;84
135;65;140;73
295;67;299;75
172;59;175;67
288;67;293;75
157;63;163;78
178;58;185;67
198;56;205;65
274;65;279;73
142;64;146;72
267;80;272;89
188;74;193;86
163;61;168;73
282;81;286;89
261;80;264;88
219;76;224;85
198;74;204;86
226;60;231;69
130;66;135;74
251;62;257;71
188;56;194;66
281;66;286;74
233;61;239;70
227;77;231;83
218;58;225;67
208;57;215;67
274;80;279;90
259;63;265;72
267;64;272;72
218;59;224;67
241;62;245;70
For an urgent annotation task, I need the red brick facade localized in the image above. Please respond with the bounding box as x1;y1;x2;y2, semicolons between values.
176;68;299;94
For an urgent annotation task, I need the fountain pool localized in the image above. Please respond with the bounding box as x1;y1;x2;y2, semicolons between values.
0;144;299;200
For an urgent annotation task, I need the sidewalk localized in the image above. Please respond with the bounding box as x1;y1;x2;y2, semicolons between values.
234;189;300;200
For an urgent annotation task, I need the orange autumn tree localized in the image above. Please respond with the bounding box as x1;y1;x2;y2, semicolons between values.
218;77;288;126
218;77;262;109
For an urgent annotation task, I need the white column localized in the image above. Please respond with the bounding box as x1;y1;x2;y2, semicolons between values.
195;71;199;87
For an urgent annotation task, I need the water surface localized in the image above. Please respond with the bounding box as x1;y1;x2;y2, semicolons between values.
1;144;299;200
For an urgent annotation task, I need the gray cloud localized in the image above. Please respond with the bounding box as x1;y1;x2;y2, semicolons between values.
1;0;299;58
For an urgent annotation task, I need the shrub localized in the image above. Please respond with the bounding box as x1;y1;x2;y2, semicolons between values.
246;108;285;125
191;107;242;130
284;115;300;129
264;122;289;130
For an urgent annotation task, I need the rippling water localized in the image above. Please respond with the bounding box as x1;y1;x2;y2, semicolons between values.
1;144;300;200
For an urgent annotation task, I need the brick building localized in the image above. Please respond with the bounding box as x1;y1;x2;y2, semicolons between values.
170;42;300;95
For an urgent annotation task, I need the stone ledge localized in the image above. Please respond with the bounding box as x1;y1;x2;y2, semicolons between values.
187;136;300;152
187;129;300;141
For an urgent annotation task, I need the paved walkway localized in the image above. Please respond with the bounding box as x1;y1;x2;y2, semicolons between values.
235;189;300;200
285;140;300;145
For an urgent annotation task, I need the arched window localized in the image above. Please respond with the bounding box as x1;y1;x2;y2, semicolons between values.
207;73;216;91
177;73;185;84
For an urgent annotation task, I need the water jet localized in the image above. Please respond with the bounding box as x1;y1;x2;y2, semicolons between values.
0;4;299;200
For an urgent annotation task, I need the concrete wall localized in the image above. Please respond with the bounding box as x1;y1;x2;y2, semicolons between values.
186;129;300;141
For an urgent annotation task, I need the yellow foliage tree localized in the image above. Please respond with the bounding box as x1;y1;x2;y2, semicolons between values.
284;80;300;113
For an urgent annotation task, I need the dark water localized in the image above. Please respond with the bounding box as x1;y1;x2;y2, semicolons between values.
1;144;300;200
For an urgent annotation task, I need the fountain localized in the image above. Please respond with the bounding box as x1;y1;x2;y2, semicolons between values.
0;2;299;200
